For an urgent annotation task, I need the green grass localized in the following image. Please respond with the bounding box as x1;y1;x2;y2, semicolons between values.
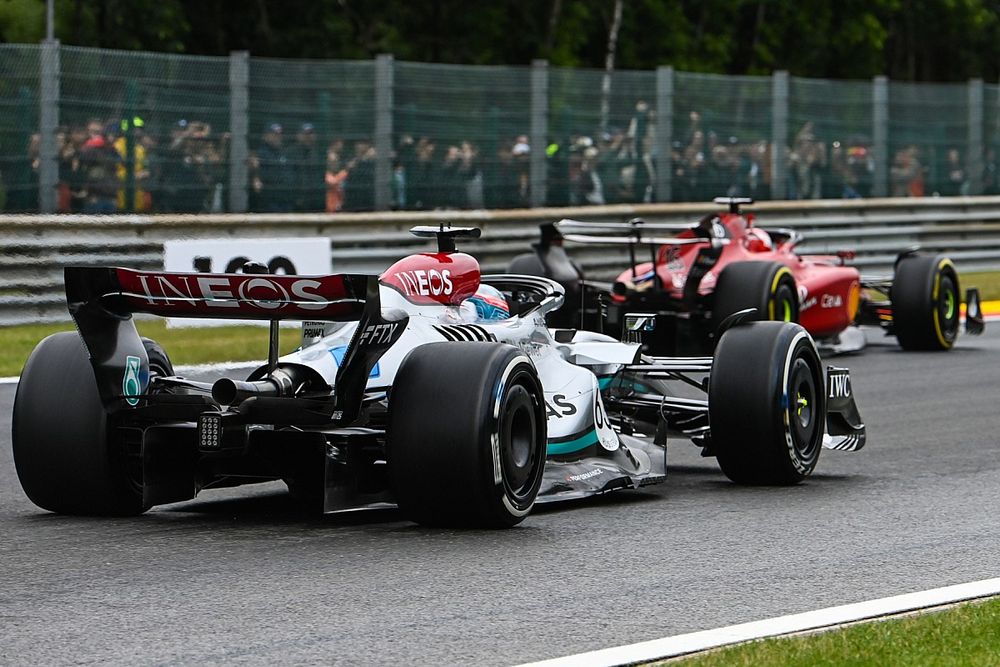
0;320;301;377
665;597;1000;667
962;271;1000;301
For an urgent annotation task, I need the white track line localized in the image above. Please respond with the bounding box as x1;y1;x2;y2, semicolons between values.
173;360;262;374
516;577;1000;667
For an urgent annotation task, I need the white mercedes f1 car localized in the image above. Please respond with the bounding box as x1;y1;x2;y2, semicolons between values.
13;226;866;528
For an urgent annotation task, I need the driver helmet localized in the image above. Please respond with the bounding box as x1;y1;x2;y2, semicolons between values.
744;227;773;252
466;284;510;321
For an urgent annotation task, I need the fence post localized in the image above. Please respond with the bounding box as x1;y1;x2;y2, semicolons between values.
530;59;548;208
872;75;889;198
38;39;60;214
123;79;137;212
770;70;788;201
228;50;249;213
374;53;394;211
655;65;674;202
967;78;984;196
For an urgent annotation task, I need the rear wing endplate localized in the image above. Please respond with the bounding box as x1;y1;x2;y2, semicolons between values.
965;288;985;335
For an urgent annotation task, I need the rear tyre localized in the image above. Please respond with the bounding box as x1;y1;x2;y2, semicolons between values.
712;261;798;335
709;321;825;485
12;332;148;515
387;342;546;528
142;337;174;378
891;254;960;351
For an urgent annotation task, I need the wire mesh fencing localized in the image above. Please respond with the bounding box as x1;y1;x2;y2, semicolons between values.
672;71;773;202
0;44;40;212
393;61;531;211
789;77;874;200
2;42;999;214
249;56;374;213
55;46;232;214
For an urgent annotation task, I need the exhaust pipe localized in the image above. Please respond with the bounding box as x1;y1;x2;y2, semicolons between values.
212;367;311;405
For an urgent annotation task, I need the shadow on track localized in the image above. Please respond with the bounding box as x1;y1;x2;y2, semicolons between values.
531;489;662;516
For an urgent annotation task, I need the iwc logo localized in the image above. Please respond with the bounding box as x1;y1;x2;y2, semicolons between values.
122;355;142;406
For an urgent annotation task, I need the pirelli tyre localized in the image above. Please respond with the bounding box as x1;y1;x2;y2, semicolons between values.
891;254;960;351
12;333;165;516
141;336;174;379
387;342;546;528
709;321;825;485
712;261;798;336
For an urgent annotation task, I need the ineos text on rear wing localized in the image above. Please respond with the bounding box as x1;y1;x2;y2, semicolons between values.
65;267;371;321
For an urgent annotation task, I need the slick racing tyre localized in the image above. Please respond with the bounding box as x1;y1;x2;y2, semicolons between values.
142;336;174;378
712;261;798;336
709;321;825;485
387;342;546;528
891;254;960;351
12;332;154;515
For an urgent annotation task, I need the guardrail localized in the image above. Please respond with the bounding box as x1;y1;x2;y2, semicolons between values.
4;196;1000;326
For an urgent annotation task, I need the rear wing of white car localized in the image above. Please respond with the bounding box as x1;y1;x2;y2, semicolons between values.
64;266;406;424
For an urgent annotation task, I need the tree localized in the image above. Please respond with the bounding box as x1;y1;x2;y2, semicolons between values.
3;0;1000;82
0;0;46;43
599;0;624;131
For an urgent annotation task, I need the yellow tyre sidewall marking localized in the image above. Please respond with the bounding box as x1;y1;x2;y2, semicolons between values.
932;258;955;349
769;267;793;320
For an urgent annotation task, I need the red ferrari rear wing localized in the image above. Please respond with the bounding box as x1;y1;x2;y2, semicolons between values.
555;215;727;299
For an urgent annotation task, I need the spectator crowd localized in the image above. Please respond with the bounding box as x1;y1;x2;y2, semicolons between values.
7;103;1000;214
23;116;229;214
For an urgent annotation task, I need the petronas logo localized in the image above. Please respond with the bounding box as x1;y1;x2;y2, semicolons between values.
122;355;141;406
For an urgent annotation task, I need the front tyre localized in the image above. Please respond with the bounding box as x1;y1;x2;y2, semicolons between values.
892;254;960;351
387;342;546;528
709;321;825;485
12;332;148;515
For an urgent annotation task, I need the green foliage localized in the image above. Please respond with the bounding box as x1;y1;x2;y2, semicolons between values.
2;0;1000;81
669;597;1000;666
0;0;45;43
961;271;1000;302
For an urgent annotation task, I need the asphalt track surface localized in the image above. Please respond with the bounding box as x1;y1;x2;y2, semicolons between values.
2;328;999;666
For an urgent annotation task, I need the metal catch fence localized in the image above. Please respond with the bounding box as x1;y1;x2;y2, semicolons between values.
3;43;1000;216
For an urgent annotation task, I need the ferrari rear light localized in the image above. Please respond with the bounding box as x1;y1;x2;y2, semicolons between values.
847;281;861;321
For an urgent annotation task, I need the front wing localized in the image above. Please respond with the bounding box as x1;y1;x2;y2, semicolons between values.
536;435;666;503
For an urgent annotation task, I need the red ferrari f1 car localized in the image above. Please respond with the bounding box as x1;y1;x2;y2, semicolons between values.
548;197;984;355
